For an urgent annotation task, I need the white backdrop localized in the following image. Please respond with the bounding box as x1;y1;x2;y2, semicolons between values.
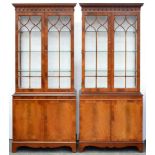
0;0;150;154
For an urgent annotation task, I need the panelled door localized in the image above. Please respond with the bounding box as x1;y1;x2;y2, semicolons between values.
111;100;142;142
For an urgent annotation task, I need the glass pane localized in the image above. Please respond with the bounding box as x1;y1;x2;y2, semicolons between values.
126;31;136;51
20;32;29;51
31;32;41;51
97;52;107;76
20;52;29;71
126;77;136;88
126;51;136;74
48;77;59;88
48;32;59;51
85;52;96;71
126;70;136;76
18;16;41;89
60;52;70;71
85;16;97;31
60;32;70;51
30;71;41;77
20;77;29;88
60;77;70;88
126;30;136;84
85;16;108;32
114;70;125;77
114;77;125;88
60;71;70;76
97;32;108;51
97;70;107;76
114;32;125;52
97;77;107;88
18;71;29;76
31;52;41;71
114;52;125;76
85;70;96;76
48;52;59;72
60;16;71;31
85;77;96;88
48;71;59;77
30;77;41;88
85;32;96;51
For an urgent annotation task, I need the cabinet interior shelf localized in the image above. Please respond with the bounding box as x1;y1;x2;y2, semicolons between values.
18;51;71;52
18;70;71;72
85;70;137;72
85;51;136;52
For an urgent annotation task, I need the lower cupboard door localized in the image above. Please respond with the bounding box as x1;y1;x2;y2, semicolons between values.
45;100;76;141
80;100;111;141
111;100;142;142
13;100;44;141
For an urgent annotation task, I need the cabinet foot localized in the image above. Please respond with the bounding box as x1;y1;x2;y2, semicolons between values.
71;145;76;153
137;143;144;152
78;144;85;152
12;143;17;153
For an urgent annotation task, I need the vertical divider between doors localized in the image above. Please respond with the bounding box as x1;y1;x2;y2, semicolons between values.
108;14;111;90
110;14;114;91
109;13;114;141
43;13;48;91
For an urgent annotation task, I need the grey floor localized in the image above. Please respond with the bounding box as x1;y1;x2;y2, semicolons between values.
9;141;146;155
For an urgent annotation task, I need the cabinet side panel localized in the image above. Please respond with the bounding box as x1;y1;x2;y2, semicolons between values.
80;99;111;141
13;99;44;141
45;99;76;141
111;99;142;142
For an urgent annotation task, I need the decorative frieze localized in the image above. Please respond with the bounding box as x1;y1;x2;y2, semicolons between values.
15;7;74;13
81;7;140;12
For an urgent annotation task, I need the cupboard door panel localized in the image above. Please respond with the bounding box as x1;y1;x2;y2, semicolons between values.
80;100;111;141
111;100;142;141
13;100;44;141
45;100;76;141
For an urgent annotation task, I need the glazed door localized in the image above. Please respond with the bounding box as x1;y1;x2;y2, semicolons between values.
16;14;44;91
13;100;44;141
113;15;139;91
82;15;110;91
111;100;142;141
45;14;74;91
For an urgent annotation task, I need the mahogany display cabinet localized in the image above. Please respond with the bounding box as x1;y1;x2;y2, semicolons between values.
12;3;76;152
79;3;144;152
